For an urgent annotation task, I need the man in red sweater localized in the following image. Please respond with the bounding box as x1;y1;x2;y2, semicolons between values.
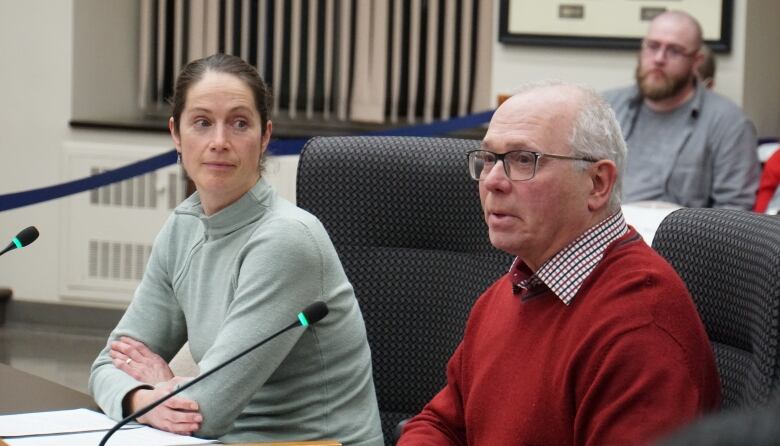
398;82;720;446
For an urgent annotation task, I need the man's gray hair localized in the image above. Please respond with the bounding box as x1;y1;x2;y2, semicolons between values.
569;86;627;211
512;80;627;211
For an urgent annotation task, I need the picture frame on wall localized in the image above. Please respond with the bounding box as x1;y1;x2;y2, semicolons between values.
498;0;733;52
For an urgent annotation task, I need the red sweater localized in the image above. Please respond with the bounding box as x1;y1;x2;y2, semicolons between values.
399;230;720;446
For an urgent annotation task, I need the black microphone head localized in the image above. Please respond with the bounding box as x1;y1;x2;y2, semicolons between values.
299;301;329;327
16;226;39;247
1;226;39;256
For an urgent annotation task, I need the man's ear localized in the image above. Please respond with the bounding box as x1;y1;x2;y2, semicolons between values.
691;51;705;78
587;160;618;211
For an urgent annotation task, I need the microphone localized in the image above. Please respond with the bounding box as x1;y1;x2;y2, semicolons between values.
0;226;39;257
99;301;329;446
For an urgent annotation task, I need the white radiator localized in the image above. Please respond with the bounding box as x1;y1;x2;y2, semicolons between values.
59;142;187;306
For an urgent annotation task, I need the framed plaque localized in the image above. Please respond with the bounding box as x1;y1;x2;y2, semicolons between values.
498;0;733;52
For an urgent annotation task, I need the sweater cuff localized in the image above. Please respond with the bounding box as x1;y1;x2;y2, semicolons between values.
103;373;154;420
120;384;155;418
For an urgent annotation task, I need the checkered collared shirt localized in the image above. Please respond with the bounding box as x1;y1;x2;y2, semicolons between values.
511;211;629;305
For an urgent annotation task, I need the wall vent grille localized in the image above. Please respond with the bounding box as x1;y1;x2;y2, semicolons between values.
89;168;186;210
60;142;184;306
87;240;153;281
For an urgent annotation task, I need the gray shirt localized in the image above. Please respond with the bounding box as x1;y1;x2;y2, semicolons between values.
89;179;383;445
604;83;759;209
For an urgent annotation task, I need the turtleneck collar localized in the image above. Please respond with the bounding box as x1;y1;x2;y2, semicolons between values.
175;179;273;238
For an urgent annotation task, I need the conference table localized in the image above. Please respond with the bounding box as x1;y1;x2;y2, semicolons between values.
0;363;97;415
0;363;340;446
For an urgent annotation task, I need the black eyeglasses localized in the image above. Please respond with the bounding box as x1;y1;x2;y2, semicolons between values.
467;149;598;182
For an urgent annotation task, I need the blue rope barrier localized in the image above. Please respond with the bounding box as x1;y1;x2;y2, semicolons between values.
0;110;493;212
268;110;493;156
0;150;178;212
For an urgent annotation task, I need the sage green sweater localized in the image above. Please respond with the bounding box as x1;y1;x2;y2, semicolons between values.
89;179;383;445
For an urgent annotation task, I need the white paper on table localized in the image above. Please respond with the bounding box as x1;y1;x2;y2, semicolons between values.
4;425;218;446
0;408;138;438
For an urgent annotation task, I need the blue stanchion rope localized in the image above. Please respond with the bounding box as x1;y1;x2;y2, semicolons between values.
0;110;493;212
0;150;177;212
268;110;494;155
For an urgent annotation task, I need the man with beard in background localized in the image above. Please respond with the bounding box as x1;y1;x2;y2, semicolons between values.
604;10;759;209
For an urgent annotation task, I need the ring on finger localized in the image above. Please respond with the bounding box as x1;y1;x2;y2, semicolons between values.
125;358;133;365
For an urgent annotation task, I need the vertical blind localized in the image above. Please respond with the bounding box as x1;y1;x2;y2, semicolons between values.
138;0;492;124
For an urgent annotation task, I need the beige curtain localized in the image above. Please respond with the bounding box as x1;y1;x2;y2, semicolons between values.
349;1;389;123
138;0;494;124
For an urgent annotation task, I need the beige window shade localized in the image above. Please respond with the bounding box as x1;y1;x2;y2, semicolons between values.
138;0;493;124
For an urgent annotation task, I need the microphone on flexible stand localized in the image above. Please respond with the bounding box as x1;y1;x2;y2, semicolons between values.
98;301;329;446
0;226;39;256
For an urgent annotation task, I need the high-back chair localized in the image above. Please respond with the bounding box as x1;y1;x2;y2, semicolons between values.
296;136;514;444
652;208;780;409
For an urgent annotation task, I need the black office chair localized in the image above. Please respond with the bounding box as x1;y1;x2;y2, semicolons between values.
296;136;513;445
651;208;780;409
660;395;780;446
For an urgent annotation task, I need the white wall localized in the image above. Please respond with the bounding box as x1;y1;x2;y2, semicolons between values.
491;0;779;137
743;0;780;137
0;0;74;304
71;0;138;121
491;2;748;100
0;0;777;307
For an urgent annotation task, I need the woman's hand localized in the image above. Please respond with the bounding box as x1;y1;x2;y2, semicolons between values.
110;336;175;385
127;378;202;435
